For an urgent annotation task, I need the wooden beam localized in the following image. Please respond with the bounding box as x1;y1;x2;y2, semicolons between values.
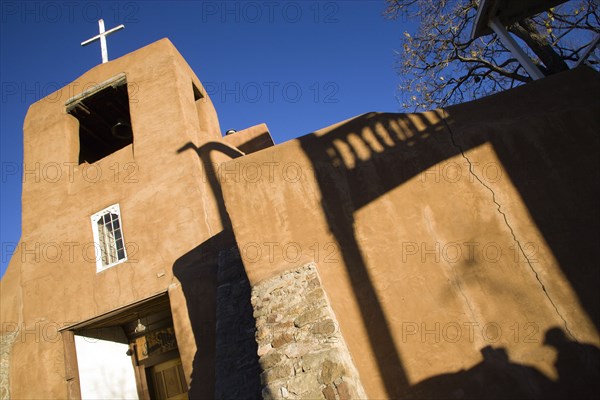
61;331;82;400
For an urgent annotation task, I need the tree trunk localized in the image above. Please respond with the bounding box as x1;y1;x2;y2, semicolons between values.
509;18;569;75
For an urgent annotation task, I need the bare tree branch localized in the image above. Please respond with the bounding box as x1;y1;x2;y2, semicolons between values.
385;0;599;110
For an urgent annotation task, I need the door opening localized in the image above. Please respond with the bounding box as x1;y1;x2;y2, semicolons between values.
65;293;188;400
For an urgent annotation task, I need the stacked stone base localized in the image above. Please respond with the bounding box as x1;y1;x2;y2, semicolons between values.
251;263;366;399
0;331;17;400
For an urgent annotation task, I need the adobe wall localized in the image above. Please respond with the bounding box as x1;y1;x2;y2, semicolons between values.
0;39;230;399
221;67;600;398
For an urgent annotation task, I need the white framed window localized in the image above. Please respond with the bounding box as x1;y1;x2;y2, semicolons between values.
91;204;127;272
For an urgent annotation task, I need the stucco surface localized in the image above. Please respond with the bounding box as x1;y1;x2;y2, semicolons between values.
1;37;598;399
221;67;600;398
1;39;231;399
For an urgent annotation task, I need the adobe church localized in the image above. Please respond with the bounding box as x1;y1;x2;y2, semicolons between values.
1;16;599;400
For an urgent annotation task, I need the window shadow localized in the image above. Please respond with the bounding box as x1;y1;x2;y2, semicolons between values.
298;110;475;396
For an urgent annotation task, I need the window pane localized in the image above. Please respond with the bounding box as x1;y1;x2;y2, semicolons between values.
92;205;126;270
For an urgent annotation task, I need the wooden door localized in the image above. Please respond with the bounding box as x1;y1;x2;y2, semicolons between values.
150;358;188;400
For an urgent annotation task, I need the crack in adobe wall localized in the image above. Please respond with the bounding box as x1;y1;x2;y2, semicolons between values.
440;112;576;340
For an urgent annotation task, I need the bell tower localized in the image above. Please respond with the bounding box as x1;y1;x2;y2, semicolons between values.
2;38;270;399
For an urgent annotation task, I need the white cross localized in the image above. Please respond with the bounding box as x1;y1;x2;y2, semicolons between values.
81;19;125;64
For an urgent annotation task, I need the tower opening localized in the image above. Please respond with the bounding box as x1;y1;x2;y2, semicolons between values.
66;73;133;164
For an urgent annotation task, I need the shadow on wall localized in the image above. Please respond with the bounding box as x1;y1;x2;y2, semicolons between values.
295;68;599;396
174;68;599;398
174;143;261;399
405;327;600;400
299;109;464;395
171;234;220;398
177;141;244;226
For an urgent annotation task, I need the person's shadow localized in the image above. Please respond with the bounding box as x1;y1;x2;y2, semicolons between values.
403;328;600;399
405;345;555;399
544;326;600;398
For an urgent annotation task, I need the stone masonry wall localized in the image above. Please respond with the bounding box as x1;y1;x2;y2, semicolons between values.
252;263;366;399
0;331;17;400
215;247;262;399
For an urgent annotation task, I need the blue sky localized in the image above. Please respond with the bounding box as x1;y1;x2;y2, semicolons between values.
0;1;413;277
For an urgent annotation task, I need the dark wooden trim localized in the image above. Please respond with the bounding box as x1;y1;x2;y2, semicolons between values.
61;331;82;400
